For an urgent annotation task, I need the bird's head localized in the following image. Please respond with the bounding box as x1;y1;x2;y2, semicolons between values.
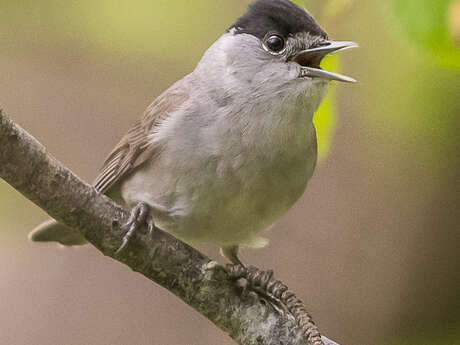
197;0;356;98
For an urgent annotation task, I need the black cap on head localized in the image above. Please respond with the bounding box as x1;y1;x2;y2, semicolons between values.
231;0;327;40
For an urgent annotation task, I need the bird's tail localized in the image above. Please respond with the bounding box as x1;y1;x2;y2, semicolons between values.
29;219;88;246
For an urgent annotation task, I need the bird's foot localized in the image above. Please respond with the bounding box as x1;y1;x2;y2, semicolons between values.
226;264;324;345
116;202;154;253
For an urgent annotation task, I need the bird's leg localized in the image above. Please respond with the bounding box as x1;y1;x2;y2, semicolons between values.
223;247;286;312
221;245;244;266
224;246;324;345
117;202;154;253
222;246;278;301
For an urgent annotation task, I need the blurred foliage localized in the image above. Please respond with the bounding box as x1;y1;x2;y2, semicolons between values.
394;331;460;345
0;0;238;68
386;0;460;69
313;55;339;160
450;2;460;45
323;0;354;19
291;0;306;7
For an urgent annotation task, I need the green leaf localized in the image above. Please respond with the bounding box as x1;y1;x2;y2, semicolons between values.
313;55;339;161
291;0;306;8
323;0;354;19
388;0;460;69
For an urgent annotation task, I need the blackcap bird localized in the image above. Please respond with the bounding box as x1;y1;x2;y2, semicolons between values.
30;0;357;267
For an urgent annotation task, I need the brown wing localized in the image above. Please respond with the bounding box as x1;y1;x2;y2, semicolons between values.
93;89;188;194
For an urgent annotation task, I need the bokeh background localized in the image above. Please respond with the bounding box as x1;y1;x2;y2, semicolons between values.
1;1;459;344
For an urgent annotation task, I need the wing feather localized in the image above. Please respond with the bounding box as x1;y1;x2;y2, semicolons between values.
93;89;188;194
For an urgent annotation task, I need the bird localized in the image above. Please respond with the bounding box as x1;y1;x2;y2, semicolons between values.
30;0;357;267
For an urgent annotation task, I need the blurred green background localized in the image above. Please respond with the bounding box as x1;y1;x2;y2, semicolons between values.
1;1;459;345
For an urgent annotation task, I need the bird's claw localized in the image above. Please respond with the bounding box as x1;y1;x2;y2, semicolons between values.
116;202;154;253
226;264;324;345
147;220;155;237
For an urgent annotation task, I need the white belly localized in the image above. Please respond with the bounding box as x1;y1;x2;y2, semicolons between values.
120;117;318;248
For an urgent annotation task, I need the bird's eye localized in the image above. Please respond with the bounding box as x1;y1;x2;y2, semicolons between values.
264;34;285;54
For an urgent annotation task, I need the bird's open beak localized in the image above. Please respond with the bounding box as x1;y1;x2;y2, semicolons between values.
294;41;358;83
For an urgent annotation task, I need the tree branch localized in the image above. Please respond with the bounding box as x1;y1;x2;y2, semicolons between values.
0;109;340;345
